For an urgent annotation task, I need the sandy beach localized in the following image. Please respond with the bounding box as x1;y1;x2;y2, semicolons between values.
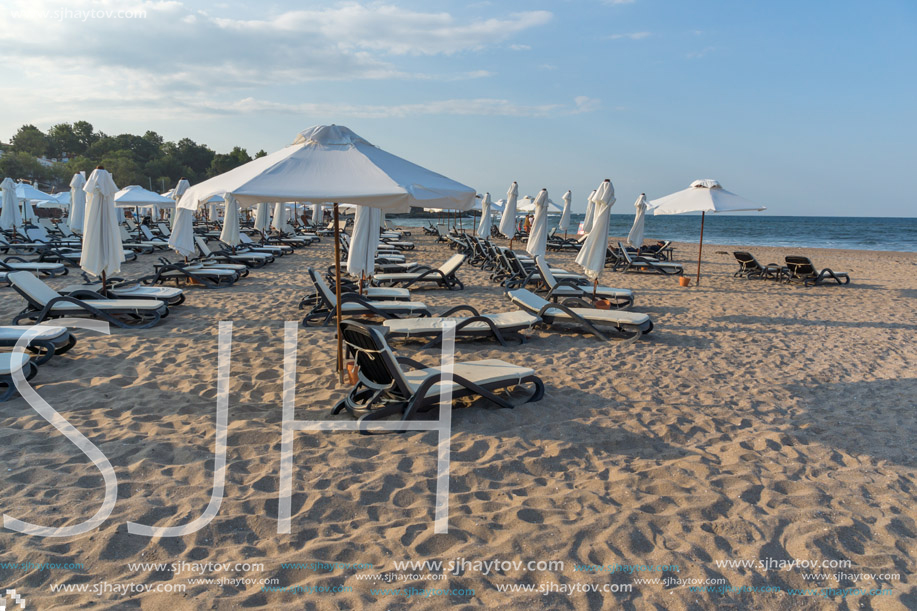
0;234;914;610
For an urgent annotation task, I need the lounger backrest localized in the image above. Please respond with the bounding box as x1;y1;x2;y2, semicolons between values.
507;288;550;314
534;256;557;288
39;219;56;232
438;254;466;275
139;225;158;241
785;256;816;276
733;252;759;270
156;223;171;236
340;320;414;397
58;223;74;237
26;227;51;242
617;243;635;264
8;271;61;306
195;236;215;257
307;268;336;307
125;218;138;230
119;226;135;242
239;233;253;244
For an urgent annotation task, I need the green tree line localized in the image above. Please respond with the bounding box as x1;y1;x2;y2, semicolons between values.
0;121;266;192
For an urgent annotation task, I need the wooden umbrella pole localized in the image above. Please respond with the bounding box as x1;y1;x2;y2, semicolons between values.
332;203;345;383
696;211;705;286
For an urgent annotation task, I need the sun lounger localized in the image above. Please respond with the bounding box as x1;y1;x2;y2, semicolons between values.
535;256;634;308
237;232;293;256
0;325;76;364
61;275;186;305
332;319;544;430
381;307;538;347
302;268;431;326
507;288;653;344
9;271;169;329
615;242;684;275
784;256;851;286
0;352;37;402
298;274;412;310
195;237;274;268
372;254;467;290
1;258;69;277
139;259;243;289
733;251;787;280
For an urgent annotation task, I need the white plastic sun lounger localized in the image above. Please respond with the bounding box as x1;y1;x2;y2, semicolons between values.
372;254;466;290
9;271;169;329
0;325;76;364
382;308;539;347
535;256;634;309
302;268;431;326
507;288;653;344
0;352;37;402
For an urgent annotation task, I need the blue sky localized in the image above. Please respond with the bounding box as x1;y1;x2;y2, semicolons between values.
1;0;914;215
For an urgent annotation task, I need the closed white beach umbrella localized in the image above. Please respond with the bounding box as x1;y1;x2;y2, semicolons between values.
477;192;493;238
0;177;22;231
254;202;270;232
271;201;286;232
311;202;323;226
80;168;125;283
498;181;518;238
575;179;615;281
582;191;597;234
171;179;190;227
347;205;381;279
650;179;765;284
526;189;550;258
558;190;572;233
68;173;86;232
627;193;648;249
168;208;196;257
220;194;241;246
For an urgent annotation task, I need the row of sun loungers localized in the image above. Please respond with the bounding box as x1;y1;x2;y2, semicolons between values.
734;252;851;285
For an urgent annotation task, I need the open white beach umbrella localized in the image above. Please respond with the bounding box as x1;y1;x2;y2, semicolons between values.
650;179;765;284
559;190;572;234
80;169;125;283
346;205;381;279
0;177;22;231
627;193;648;249
575;180;615;281
477;192;493;238
15;183;46;224
526;189;550;258
582;191;597;234
114;185;175;208
175;124;475;377
68;173;86;232
220;194;241;246
498;182;518;239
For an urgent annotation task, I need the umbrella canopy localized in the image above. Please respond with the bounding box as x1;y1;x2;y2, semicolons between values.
582;191;597;233
649;179;765;215
515;196;563;214
558;190;572;232
498;182;518;238
80;169;125;278
575;180;615;280
476;192;493;238
54;191;71;205
15;182;54;202
114;185;176;207
254;202;271;232
177;125;475;212
650;179;765;284
68;173;86;232
346;205;381;278
0;177;22;230
220;194;241;246
627;193;648;248
526;189;550;258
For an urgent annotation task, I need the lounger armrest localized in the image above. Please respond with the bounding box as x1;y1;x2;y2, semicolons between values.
68;289;107;300
439;305;480;317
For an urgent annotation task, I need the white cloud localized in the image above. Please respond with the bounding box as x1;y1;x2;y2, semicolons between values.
687;46;716;59
573;97;601;113
608;31;650;40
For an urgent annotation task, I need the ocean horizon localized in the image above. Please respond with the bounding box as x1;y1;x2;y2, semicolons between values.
393;214;917;253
